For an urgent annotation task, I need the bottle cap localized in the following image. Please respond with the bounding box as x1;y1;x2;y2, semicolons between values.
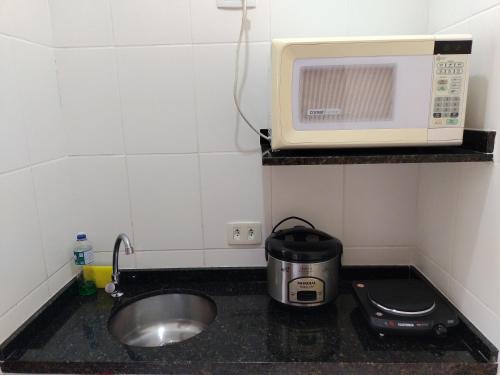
76;232;87;241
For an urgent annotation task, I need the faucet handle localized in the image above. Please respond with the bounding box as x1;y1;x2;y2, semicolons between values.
105;282;124;298
105;282;116;294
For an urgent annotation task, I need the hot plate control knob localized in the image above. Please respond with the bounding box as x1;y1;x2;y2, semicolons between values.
433;324;448;338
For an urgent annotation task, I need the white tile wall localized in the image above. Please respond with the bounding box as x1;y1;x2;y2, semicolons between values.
428;0;472;33
190;0;270;43
93;251;136;269
0;0;53;45
350;0;429;36
270;0;350;38
468;7;500;153
0;282;50;344
117;46;198;154
447;277;500;347
193;43;270;153
110;0;192;46
271;0;428;38
200;153;268;249
344;164;418;247
127;154;203;251
0;169;47;317
0;3;76;343
49;0;113;47
417;163;460;273
452;163;500;314
56;48;124;155
11;40;65;164
69;156;132;252
416;1;500;349
271;165;343;240
135;250;204;269
47;261;78;297
32;159;74;276
0;36;30;174
204;248;266;267
344;247;413;266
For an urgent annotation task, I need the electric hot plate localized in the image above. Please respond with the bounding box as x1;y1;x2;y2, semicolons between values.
353;279;459;337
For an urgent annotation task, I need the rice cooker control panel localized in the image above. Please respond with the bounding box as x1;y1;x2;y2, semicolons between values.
288;277;325;304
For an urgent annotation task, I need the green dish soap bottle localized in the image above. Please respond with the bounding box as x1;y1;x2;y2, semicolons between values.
73;232;97;296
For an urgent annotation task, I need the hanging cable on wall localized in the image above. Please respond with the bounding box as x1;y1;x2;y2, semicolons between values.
233;0;271;142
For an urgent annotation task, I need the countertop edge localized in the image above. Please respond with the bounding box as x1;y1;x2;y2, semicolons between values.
1;361;497;375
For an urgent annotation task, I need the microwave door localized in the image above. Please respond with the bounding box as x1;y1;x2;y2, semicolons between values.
291;55;434;132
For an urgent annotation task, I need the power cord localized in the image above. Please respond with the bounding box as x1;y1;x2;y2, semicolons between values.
233;0;271;142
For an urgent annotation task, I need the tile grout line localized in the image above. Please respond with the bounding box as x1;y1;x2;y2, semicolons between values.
413;163;422;266
50;40;271;50
188;0;208;265
109;0;138;268
434;2;500;33
0;156;68;178
28;166;51;282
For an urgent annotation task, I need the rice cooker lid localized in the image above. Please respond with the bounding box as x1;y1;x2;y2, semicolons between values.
266;226;342;262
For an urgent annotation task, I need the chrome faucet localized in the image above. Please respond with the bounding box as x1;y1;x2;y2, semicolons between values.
105;233;134;298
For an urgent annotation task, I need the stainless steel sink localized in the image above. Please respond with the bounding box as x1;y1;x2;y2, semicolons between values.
108;293;217;347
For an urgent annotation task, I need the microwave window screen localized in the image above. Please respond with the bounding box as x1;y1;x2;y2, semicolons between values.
299;64;395;124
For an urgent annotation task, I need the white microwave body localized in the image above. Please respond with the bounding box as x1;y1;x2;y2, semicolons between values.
271;35;472;150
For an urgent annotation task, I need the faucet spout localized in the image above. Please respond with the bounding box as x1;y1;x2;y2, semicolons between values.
107;233;134;298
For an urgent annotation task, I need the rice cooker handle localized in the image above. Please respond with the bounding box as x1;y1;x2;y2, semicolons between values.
272;216;315;233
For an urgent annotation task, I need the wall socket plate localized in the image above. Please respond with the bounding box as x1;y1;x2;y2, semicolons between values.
227;222;262;245
216;0;256;9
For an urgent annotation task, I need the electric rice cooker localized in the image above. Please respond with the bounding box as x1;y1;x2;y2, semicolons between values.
265;216;343;308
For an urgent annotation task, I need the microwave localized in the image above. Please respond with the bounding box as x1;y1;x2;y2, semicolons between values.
271;35;472;150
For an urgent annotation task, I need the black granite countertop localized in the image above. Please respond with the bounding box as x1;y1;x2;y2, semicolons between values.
0;267;497;374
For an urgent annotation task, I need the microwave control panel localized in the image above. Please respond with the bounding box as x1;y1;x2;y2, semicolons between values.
430;54;469;128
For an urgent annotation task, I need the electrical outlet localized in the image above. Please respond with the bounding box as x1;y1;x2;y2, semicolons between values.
227;222;262;245
216;0;256;9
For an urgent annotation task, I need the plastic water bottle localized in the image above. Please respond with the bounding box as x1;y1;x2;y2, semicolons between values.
73;232;95;266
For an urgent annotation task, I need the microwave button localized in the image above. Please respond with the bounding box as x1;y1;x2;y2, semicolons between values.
438;79;448;84
433;113;442;118
456;62;464;67
445;62;454;68
447;118;459;125
438;85;447;91
450;112;459;118
438;62;445;68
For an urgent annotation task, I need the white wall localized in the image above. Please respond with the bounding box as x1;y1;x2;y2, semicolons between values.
416;0;500;348
52;0;428;270
0;0;430;345
0;1;77;344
